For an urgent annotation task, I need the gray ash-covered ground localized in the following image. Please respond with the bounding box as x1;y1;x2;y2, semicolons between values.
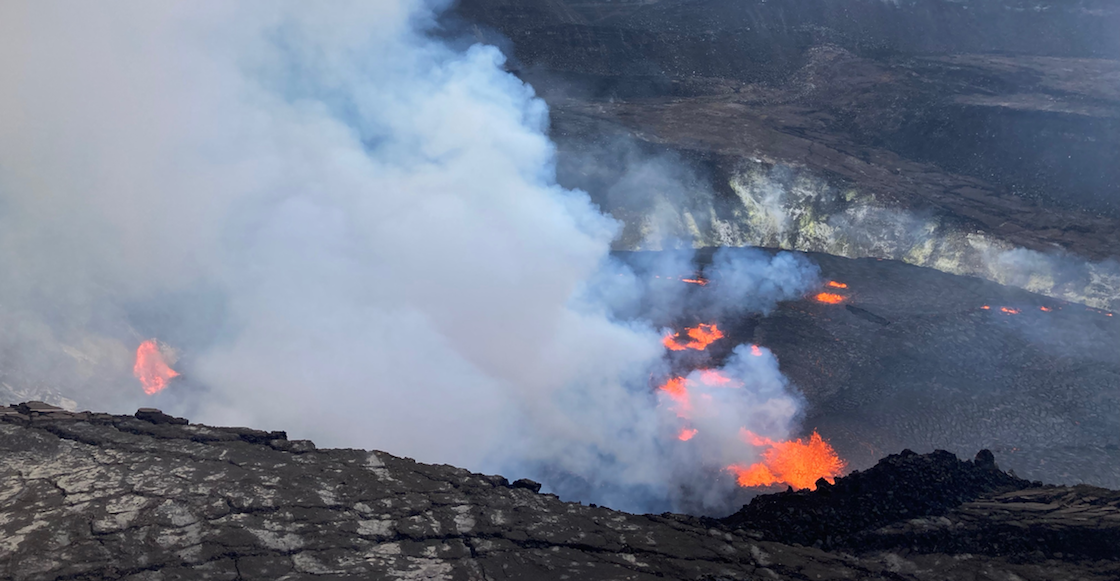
2;403;1118;580
618;248;1120;491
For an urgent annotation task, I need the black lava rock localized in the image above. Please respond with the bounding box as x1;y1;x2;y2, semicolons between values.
723;449;1030;549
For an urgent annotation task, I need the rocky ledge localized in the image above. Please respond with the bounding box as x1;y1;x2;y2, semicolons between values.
2;402;1118;580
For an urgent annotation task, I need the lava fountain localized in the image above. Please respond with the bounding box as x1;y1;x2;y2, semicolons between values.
728;430;846;490
133;339;180;395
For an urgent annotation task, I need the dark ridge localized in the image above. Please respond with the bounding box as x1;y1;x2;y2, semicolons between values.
4;403;1120;578
844;304;891;326
723;449;1032;549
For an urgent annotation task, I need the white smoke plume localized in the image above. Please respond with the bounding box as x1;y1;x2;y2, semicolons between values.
0;1;818;513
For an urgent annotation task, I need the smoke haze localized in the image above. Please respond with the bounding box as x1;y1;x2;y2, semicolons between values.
0;1;820;513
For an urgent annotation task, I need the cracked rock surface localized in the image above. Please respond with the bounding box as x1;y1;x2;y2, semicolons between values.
2;403;1119;580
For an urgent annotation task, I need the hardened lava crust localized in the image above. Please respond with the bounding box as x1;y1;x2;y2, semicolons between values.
2;402;1119;580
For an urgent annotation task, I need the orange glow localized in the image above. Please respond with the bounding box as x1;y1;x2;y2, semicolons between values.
814;293;845;305
699;370;732;385
662;334;688;351
133;339;180;395
657;376;692;418
658;377;689;402
750;345;763;357
681;278;708;286
678;428;698;441
1040;306;1052;312
1000;307;1021;315
663;323;725;351
728;430;846;490
827;281;848;289
981;305;991;310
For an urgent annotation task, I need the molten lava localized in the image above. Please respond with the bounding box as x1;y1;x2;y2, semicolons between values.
1000;307;1021;315
662;323;725;351
133;339;180;395
678;428;698;441
657;376;692;418
750;345;763;357
827;281;848;289
814;292;845;305
728;430;846;490
699;370;732;385
658;377;689;402
681;278;708;286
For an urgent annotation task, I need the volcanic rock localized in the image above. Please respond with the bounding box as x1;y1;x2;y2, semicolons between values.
451;0;1120;305
3;406;1120;579
723;449;1032;548
134;408;188;426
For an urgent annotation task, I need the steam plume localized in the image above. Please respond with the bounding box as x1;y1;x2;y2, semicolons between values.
0;1;817;513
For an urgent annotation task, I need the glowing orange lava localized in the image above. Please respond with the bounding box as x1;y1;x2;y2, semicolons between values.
681;278;708;286
1040;306;1052;312
663;323;725;351
827;281;848;289
657;376;692;418
1000;307;1021;315
728;430;846;490
133;339;180;395
814;293;845;305
699;370;732;385
659;377;689;402
678;428;699;441
981;305;991;310
750;345;763;357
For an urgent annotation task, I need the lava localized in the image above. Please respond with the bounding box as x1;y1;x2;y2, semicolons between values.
814;292;845;305
657;376;692;418
652;274;709;285
1000;307;1021;315
728;430;846;490
133;339;180;395
678;428;699;441
1040;306;1052;312
750;345;763;357
658;377;689;403
662;323;725;351
827;281;848;289
699;370;732;385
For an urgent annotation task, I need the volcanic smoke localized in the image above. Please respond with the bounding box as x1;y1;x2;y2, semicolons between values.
659;316;847;492
133;340;179;395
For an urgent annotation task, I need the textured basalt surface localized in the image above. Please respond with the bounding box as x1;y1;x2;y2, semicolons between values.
451;0;1120;306
2;403;1119;580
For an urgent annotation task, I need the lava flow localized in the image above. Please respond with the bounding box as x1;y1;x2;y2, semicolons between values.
663;323;725;351
814;292;845;305
728;430;846;490
134;339;180;395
